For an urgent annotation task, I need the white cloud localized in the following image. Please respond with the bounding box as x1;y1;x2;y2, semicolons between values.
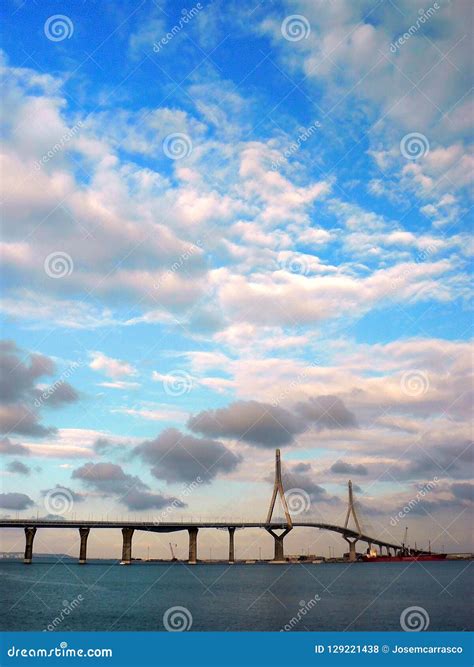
89;352;137;379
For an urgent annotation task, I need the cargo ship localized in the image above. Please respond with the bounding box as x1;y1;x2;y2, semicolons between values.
361;532;447;562
361;551;447;562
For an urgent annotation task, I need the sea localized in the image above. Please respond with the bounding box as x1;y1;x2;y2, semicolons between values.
1;560;472;632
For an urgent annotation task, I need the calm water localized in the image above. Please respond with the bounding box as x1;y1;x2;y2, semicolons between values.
1;560;472;632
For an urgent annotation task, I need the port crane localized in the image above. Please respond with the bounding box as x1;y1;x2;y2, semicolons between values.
169;542;177;561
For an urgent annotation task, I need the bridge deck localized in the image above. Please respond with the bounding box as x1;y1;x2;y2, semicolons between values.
0;519;401;550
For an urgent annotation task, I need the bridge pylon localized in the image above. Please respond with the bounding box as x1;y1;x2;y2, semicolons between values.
343;480;362;562
265;449;292;561
344;480;362;535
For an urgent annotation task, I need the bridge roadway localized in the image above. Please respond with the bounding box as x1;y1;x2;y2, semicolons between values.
0;519;402;564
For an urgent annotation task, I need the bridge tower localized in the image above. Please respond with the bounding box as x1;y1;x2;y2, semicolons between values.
265;449;292;562
343;480;362;561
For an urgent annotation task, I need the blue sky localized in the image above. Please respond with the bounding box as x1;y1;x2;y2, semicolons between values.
0;0;472;558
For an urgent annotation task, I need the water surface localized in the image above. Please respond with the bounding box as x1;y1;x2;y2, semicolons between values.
1;560;472;632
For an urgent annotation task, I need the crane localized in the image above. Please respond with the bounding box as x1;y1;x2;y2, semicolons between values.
169;542;177;561
403;526;408;555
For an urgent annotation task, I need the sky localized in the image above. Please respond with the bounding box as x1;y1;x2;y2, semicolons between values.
0;0;472;560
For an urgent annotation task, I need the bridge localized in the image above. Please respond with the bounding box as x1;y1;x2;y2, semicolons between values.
1;450;405;564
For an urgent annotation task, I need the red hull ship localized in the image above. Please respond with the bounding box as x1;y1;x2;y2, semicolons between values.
361;553;447;562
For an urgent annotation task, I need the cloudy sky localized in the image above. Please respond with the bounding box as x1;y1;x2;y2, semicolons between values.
0;0;472;559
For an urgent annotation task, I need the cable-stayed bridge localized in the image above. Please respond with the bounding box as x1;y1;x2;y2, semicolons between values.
0;450;407;564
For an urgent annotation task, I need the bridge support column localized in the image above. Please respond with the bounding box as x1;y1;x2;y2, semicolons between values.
344;537;358;562
228;527;235;563
188;528;198;564
79;527;90;564
121;528;134;564
266;527;291;562
24;527;36;564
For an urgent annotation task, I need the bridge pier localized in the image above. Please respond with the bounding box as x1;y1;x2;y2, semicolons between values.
79;527;90;564
228;527;235;563
344;537;358;562
121;527;134;564
266;528;291;562
24;527;36;564
188;527;198;564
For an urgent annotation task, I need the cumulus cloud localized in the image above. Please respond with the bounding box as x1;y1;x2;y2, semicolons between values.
0;492;34;510
330;460;368;476
72;462;148;495
134;428;242;483
40;484;86;503
383;441;473;482
89;352;137;379
0;436;30;456
71;460;185;511
0;340;79;437
188;396;356;448
6;460;31;475
124;490;186;511
296;396;357;430
188;400;305;447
